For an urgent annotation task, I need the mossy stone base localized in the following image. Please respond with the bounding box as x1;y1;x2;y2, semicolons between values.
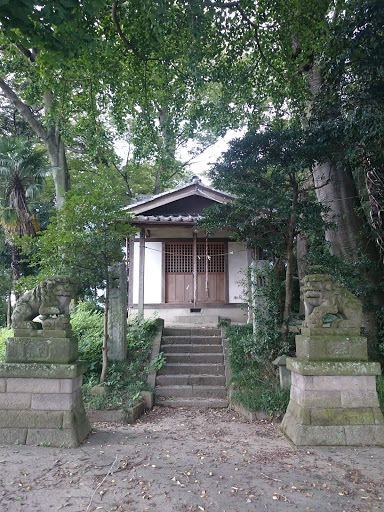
6;336;78;364
0;361;88;379
286;358;381;376
295;335;368;361
281;333;384;446
281;369;384;445
281;420;384;446
0;361;90;448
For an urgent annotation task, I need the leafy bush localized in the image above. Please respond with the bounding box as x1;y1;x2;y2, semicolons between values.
76;310;158;410
226;323;290;416
71;301;104;377
247;264;295;363
0;327;12;361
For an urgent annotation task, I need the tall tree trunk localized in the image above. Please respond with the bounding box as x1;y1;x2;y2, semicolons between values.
100;267;110;384
282;180;298;340
307;67;384;349
0;78;70;208
45;128;70;209
44;90;70;209
308;67;383;283
312;160;371;259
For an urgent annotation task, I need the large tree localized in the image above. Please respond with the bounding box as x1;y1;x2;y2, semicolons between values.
23;170;136;382
202;125;326;334
0;1;240;205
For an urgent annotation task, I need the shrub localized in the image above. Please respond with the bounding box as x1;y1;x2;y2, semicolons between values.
71;301;104;378
0;327;12;361
226;323;290;416
76;309;158;410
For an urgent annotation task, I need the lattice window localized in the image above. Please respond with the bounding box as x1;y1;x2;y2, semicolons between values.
165;242;224;273
197;242;225;273
165;243;193;273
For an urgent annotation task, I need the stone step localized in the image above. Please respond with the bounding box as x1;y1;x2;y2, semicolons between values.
172;315;221;326
161;335;222;345
157;363;225;375
161;344;223;354
163;327;221;337
155;385;228;399
156;398;229;408
156;374;226;386
164;353;224;364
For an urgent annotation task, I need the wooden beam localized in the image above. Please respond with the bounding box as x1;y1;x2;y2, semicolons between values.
138;229;145;319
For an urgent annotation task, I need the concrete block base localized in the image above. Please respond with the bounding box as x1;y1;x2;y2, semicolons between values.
0;363;90;448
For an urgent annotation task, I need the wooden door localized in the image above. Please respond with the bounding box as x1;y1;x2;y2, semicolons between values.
165;241;225;304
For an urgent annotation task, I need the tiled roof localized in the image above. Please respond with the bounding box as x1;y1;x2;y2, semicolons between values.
133;214;203;223
125;176;234;213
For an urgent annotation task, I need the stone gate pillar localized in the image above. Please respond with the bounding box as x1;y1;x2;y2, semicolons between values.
281;274;384;446
0;276;90;448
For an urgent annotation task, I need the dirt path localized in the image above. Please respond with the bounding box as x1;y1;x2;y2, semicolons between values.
0;407;383;512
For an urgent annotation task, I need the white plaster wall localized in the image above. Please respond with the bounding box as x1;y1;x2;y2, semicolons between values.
228;242;248;303
132;241;163;304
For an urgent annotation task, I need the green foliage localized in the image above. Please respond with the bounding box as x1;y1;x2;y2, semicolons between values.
151;352;167;371
0;327;13;361
226;323;290;417
203;126;327;251
232;387;290;418
71;301;104;375
21;171;135;295
377;375;384;415
250;265;295;361
0;136;53;288
78;313;158;410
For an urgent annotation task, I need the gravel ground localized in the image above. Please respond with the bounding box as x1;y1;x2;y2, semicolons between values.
0;406;383;512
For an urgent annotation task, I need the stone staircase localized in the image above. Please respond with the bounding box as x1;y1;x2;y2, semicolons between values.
155;326;228;408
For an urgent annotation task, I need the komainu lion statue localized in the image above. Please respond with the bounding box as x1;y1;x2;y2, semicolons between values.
301;274;362;330
12;275;75;330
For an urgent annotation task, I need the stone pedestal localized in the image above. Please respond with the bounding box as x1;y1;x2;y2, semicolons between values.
0;322;90;448
281;327;384;446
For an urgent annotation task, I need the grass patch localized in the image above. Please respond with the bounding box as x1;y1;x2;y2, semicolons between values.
232;387;290;417
0;328;12;361
72;302;158;411
226;323;289;417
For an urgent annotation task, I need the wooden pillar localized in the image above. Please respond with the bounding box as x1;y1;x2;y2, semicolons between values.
193;231;197;306
205;233;209;299
138;228;145;320
127;236;134;309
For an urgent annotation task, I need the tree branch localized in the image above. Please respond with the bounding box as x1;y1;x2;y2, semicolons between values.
0;76;47;140
17;45;39;63
236;5;283;78
111;1;144;60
